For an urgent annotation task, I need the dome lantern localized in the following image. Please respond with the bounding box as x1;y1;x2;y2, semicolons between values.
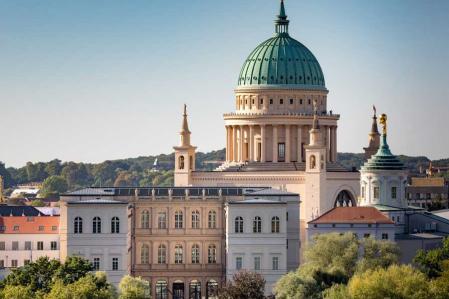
275;0;289;35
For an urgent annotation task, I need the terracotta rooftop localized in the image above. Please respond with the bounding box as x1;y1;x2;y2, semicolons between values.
309;207;394;224
0;216;59;234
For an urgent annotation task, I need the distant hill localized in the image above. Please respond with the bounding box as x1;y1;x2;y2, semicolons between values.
0;149;446;194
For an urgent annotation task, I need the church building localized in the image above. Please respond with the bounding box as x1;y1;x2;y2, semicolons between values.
173;1;360;240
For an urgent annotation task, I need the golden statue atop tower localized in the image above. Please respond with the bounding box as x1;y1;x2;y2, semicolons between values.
379;113;387;135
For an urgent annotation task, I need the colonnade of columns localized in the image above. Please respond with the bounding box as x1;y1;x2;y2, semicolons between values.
225;124;338;164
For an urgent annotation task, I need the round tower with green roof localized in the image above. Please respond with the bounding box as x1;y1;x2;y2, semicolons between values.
223;0;340;166
359;114;408;210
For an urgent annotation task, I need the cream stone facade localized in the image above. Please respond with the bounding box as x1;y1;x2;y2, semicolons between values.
62;186;300;299
173;1;360;251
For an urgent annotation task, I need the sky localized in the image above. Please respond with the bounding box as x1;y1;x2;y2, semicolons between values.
1;0;448;168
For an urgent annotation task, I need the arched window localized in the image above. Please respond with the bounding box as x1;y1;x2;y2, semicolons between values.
334;190;356;207
158;244;166;264
111;217;120;234
141;244;149;264
179;156;185;170
175;244;183;264
310;155;316;169
235;216;243;233
156;280;168;299
191;210;200;229
208;210;217;229
206;280;219;299
175;211;183;229
191;244;200;264
92;217;101;234
253;216;262;233
74;217;83;234
190;280;201;299
271;216;280;233
208;244;217;264
141;210;150;229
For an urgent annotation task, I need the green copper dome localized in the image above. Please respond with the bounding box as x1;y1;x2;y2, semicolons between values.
361;134;405;171
237;1;326;90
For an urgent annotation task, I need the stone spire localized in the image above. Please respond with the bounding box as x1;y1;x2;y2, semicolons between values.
179;104;191;147
275;0;289;34
309;99;323;147
363;105;381;160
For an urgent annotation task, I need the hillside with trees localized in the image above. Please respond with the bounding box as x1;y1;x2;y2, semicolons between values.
0;149;447;197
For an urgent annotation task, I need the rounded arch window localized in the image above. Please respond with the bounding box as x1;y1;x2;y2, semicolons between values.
179;156;185;170
310;155;316;169
334;190;356;207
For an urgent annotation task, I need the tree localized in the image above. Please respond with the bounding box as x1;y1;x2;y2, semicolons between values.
414;237;449;278
322;284;349;299
40;175;68;198
429;260;449;299
119;275;151;299
54;256;94;285
218;271;265;299
2;256;61;294
44;159;62;176
304;232;359;278
45;273;116;299
275;233;401;299
0;285;34;299
347;265;429;299
30;199;46;207
356;238;400;273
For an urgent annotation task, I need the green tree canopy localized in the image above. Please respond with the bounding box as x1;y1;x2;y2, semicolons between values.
414;237;449;278
218;271;265;299
347;264;430;299
118;275;151;299
40;175;68;198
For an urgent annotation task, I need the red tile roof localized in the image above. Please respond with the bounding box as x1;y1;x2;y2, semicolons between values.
308;207;394;224
0;216;59;234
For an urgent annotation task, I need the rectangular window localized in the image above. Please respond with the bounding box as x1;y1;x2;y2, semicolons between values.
0;260;4;268
361;186;365;198
52;226;57;231
0;242;5;251
27;217;34;222
38;226;44;231
37;241;44;250
373;187;380;199
13;225;19;231
25;241;32;250
272;256;279;270
278;143;285;162
12;241;19;251
391;187;397;199
236;257;243;270
254;256;261;271
93;258;100;271
382;233;389;240
158;212;167;229
112;258;119;271
51;241;57;250
24;259;31;265
11;260;18;268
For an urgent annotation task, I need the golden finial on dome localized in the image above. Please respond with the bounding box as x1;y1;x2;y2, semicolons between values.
379;113;387;135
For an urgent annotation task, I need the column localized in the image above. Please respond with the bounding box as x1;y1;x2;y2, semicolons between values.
326;126;331;162
225;126;230;161
285;125;291;162
333;126;338;162
233;125;238;162
330;126;335;162
249;125;254;162
239;125;243;162
272;125;278;163
261;125;266;162
297;125;302;162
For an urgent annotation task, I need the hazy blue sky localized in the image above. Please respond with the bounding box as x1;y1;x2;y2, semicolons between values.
1;0;448;167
